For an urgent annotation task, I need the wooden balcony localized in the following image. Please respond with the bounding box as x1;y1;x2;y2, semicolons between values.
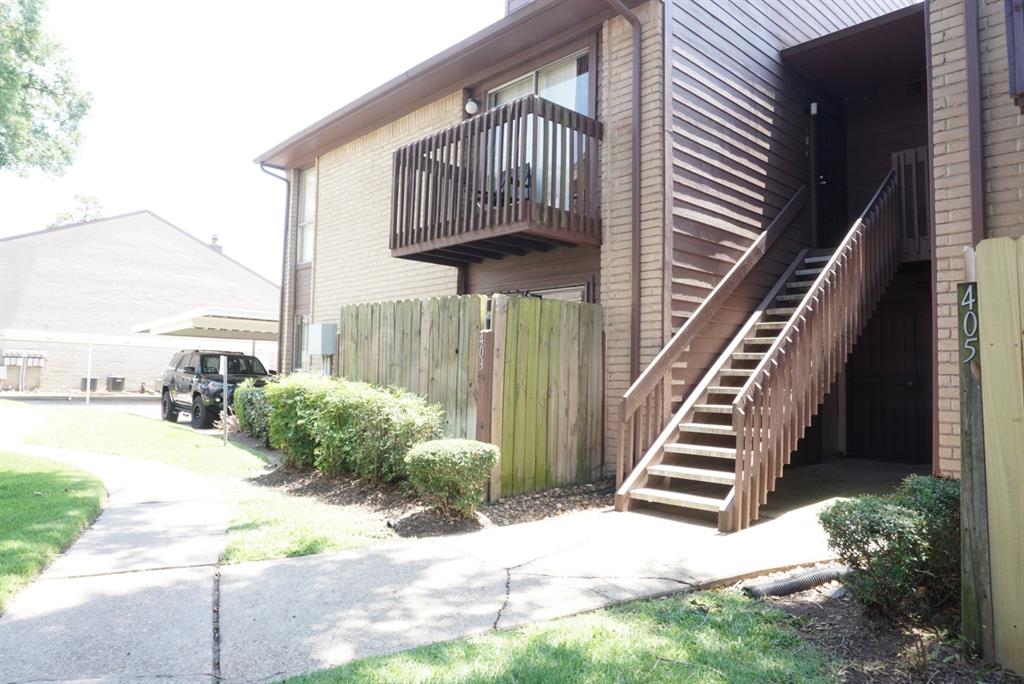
390;95;602;266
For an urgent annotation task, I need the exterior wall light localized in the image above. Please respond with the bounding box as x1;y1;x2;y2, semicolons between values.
464;98;480;115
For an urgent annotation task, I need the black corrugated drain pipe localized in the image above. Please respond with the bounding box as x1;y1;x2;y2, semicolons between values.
742;565;852;599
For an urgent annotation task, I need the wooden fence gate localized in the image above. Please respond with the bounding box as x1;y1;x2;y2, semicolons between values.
335;294;603;498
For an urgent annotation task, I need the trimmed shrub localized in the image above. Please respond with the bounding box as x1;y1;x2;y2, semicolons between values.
819;475;960;623
233;379;271;445
405;439;499;518
263;374;334;468
313;381;442;482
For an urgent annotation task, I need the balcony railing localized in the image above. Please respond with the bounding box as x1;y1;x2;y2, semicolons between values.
390;94;602;265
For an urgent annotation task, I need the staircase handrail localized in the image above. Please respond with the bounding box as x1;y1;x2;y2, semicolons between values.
724;169;901;531
615;186;806;486
730;170;897;410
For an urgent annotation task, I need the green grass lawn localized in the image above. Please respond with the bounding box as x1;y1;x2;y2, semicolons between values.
288;592;835;684
11;403;395;563
0;451;105;611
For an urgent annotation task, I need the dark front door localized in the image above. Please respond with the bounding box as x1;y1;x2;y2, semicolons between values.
846;263;931;463
811;102;848;248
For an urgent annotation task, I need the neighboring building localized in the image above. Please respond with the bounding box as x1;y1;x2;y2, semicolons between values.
257;0;1022;524
0;211;280;392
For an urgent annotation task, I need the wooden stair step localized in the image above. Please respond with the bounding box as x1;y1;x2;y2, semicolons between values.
694;403;731;414
679;422;736;436
785;281;815;290
756;320;788;329
766;307;797;316
647;464;737;485
744;336;777;345
630;487;725;512
664;443;737;459
708;384;744;394
731;352;763;361
774;294;805;303
803;254;832;264
719;368;754;377
795;267;824;277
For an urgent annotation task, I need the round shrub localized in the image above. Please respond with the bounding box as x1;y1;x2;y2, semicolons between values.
818;475;960;624
405;439;499;519
233;379;271;445
312;381;442;482
263;374;334;468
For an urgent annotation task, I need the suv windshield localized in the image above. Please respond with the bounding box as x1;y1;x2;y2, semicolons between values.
200;354;267;376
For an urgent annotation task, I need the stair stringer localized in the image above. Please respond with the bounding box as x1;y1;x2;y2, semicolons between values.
615;248;810;513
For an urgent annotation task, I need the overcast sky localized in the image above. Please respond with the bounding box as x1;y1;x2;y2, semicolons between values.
0;0;504;283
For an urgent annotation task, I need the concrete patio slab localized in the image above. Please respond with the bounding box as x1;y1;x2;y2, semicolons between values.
218;502;836;682
219;540;508;682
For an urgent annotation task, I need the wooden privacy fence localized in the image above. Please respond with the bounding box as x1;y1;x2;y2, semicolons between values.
335;294;604;498
337;295;486;438
959;237;1024;674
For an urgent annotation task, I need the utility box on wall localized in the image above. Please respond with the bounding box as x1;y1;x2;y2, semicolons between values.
307;323;337;357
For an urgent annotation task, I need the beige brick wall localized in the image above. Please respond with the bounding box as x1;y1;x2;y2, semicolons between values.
929;0;1024;476
600;0;665;471
311;93;463;327
279;169;300;373
290;94;464;371
277;6;666;473
979;0;1024;239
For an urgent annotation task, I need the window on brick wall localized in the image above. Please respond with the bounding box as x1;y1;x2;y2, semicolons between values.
292;315;308;370
1007;0;1024;108
487;51;590;116
296;167;316;264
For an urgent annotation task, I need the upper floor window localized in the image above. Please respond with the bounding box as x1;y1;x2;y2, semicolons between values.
297;166;316;264
487;51;590;116
1007;0;1024;109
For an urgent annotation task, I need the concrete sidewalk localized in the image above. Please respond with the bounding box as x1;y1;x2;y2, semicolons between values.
218;503;834;682
0;425;839;684
0;443;227;683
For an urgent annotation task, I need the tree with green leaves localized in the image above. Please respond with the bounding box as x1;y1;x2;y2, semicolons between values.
0;0;90;174
49;193;101;226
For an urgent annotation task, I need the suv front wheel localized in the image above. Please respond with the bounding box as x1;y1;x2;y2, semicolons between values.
161;391;178;422
191;396;215;429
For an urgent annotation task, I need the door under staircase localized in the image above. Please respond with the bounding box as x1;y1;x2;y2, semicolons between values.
616;170;904;531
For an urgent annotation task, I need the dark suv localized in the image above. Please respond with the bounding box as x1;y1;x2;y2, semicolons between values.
160;350;273;429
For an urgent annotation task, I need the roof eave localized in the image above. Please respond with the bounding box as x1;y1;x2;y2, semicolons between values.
255;0;627;169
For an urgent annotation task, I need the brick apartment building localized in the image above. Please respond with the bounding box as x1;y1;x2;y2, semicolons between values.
256;0;1023;524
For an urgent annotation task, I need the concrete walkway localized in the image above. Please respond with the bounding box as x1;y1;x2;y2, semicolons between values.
220;503;833;682
0;432;842;683
0;443;227;683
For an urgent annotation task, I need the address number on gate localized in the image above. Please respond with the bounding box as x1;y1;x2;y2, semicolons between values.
959;283;979;365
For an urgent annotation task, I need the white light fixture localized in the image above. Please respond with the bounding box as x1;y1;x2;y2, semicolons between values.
464;98;480;115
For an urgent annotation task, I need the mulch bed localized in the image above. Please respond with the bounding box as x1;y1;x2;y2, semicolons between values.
248;458;614;538
730;566;1022;683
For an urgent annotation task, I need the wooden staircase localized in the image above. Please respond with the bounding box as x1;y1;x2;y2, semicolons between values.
623;250;828;517
616;171;903;531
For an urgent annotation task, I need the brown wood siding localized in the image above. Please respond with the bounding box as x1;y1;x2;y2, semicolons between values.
846;84;928;220
466;245;600;297
664;0;914;401
294;265;312;315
